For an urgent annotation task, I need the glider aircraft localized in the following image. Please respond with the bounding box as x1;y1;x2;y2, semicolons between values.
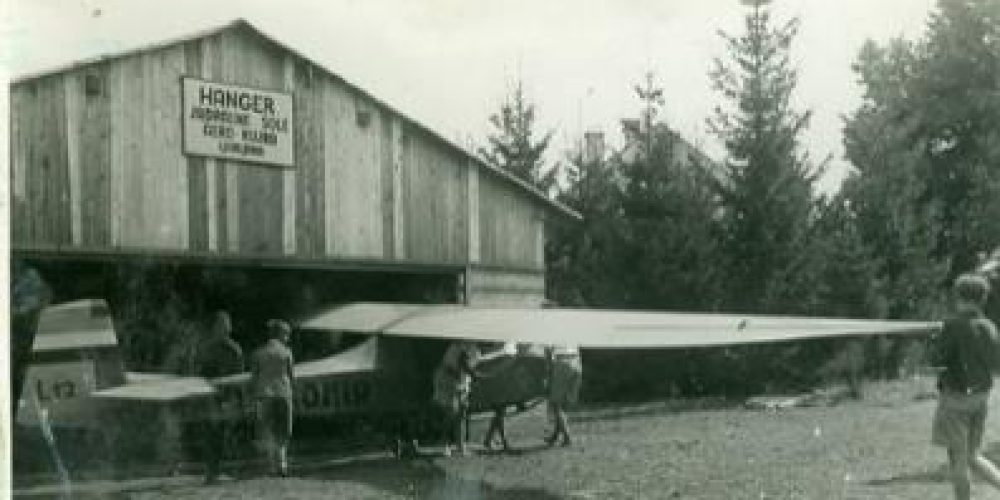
15;298;939;465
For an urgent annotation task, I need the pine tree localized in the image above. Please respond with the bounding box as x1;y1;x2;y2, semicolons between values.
706;0;821;313
479;79;556;193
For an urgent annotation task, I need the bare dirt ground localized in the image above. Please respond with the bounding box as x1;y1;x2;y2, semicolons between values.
15;376;1000;499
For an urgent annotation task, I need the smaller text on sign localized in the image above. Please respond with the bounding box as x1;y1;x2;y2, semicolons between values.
182;77;294;167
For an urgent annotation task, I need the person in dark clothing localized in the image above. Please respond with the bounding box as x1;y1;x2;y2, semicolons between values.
10;260;51;418
196;310;245;484
931;274;1000;500
432;342;480;457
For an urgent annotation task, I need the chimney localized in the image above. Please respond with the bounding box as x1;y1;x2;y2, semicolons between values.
621;119;641;141
583;131;605;164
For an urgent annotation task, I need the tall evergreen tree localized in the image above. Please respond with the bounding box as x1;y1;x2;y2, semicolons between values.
842;38;951;320
479;79;556;193
706;0;821;313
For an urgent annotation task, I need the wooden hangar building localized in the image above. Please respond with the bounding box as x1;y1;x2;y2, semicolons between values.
10;19;578;367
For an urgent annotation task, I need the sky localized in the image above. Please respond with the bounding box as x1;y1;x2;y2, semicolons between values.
1;0;939;194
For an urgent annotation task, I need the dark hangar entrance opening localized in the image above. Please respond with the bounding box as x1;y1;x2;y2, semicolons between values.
17;254;462;372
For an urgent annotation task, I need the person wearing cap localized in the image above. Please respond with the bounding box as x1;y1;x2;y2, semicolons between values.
251;319;295;476
931;273;1000;499
195;310;244;484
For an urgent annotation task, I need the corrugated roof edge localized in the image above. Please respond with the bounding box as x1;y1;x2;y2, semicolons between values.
10;18;581;221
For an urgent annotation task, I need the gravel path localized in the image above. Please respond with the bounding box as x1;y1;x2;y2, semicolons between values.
16;377;1000;499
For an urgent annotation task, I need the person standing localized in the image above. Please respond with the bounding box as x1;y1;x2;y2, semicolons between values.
545;343;582;447
195;310;245;484
931;274;1000;500
251;319;295;477
11;260;51;418
432;341;480;457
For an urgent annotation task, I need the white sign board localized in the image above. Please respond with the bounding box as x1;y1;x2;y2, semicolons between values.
182;77;294;167
17;361;97;428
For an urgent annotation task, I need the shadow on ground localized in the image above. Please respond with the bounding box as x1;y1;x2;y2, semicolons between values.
476;443;552;457
864;465;947;487
865;441;1000;487
16;454;568;499
13;477;199;499
571;398;742;424
297;455;566;499
14;441;568;500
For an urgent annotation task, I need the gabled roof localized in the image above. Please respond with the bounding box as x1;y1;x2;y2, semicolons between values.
12;19;580;221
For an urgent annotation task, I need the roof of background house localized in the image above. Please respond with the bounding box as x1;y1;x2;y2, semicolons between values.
618;121;721;175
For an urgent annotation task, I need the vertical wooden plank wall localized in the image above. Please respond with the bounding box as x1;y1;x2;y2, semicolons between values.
219;32;240;253
390;119;407;259
478;174;543;270
282;58;297;255
202;34;225;251
42;76;70;246
228;30;285;256
400;131;468;264
379;109;395;259
64;65;113;247
466;268;546;307
11;24;552;277
452;151;471;264
466;160;481;265
293;61;326;257
10;86;27;243
80;65;113;248
116;54;145;247
64;75;82;245
106;44;189;249
148;45;189;250
107;58;125;247
184;41;209;251
10;76;71;245
323;79;384;258
11;85;31;241
10;85;31;242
